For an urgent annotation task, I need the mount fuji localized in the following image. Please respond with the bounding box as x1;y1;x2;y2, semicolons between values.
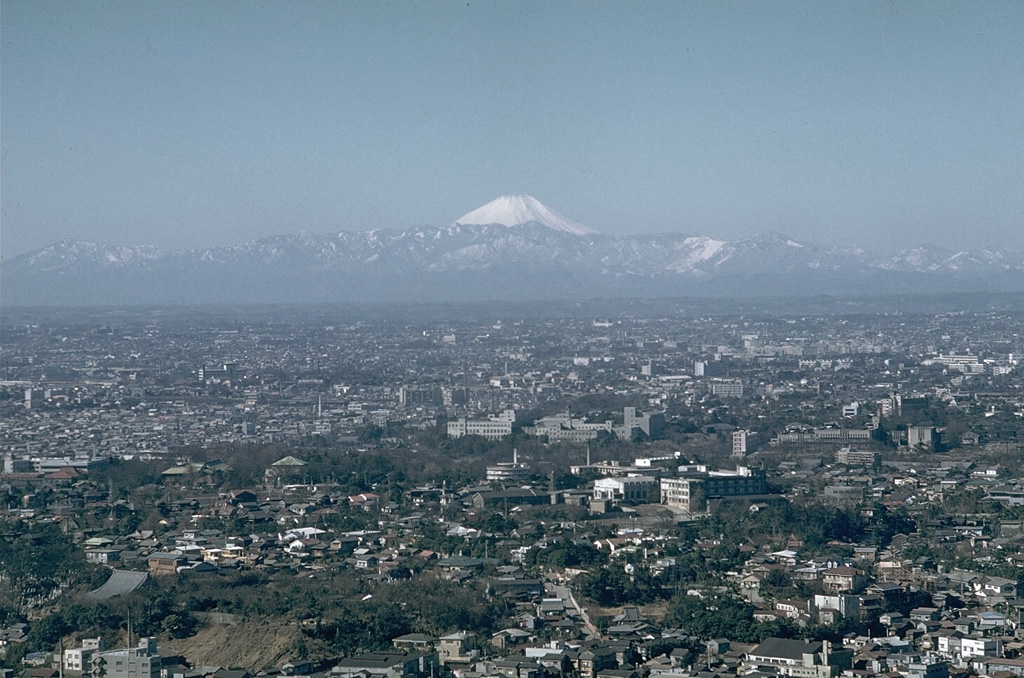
453;195;597;235
4;196;1024;306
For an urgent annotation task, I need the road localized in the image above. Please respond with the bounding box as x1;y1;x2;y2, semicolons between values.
546;578;600;638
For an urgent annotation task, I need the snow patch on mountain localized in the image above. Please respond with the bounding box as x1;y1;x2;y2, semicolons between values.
454;195;596;235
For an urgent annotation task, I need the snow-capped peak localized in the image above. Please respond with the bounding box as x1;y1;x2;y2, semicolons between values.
453;195;597;235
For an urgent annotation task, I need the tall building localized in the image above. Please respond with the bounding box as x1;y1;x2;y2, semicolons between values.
622;407;666;439
908;426;938;451
441;386;469;407
399;386;441;406
732;430;748;458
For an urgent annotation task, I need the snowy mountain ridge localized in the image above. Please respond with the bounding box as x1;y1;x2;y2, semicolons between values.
4;196;1023;305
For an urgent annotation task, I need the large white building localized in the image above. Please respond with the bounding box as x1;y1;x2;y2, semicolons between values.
447;409;516;440
523;412;614;442
523;407;665;443
593;475;659;504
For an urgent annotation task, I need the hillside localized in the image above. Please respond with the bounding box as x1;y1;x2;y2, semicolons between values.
160;619;321;671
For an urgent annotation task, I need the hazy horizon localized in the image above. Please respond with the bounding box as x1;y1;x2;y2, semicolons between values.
3;1;1022;259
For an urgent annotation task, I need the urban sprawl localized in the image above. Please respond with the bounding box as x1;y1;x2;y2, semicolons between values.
3;308;1024;678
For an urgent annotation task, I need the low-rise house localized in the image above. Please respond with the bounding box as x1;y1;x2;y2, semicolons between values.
147;552;186;575
391;634;437;653
577;647;617;678
491;629;533;650
437;632;476;666
746;638;823;669
489;656;545;678
821;566;868;593
333;650;438;678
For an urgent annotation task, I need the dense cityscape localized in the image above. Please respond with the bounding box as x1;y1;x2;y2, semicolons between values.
1;303;1024;678
5;1;1022;678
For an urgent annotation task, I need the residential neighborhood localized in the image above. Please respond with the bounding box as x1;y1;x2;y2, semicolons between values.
2;305;1024;678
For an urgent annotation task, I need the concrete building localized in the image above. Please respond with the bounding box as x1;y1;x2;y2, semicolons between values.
399;386;441;407
908;426;939;452
98;638;161;678
732;430;749;458
771;428;872;445
834;447;879;466
621;407;666;439
710;380;744;398
448;410;515;440
487;450;530;483
64;638;102;672
593;476;659;504
661;466;768;512
523;412;614;443
437;631;477;666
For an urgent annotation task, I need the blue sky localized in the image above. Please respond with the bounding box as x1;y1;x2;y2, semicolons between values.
2;1;1022;257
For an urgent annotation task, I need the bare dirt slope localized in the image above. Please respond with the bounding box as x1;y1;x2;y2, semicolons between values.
161;619;318;671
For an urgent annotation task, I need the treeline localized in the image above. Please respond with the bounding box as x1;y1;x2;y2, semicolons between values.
1;563;508;669
0;523;105;615
703;500;916;556
304;574;503;655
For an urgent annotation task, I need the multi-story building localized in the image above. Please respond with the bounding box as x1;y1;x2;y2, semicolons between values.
771;428;872;446
622;407;666;439
661;466;767;512
710;379;744;398
908;426;938;451
399;386;441;407
834;447;879;466
523;412;614;442
593;475;659;504
732;430;749;458
97;638;161;678
821;566;868;593
441;386;469;407
486;450;530;483
437;631;477;666
447;410;515;440
64;638;102;672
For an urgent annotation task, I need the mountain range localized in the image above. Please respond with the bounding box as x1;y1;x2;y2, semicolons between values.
4;195;1023;306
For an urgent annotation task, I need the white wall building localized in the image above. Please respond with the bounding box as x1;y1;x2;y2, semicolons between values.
448;409;515;440
593;476;659;504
